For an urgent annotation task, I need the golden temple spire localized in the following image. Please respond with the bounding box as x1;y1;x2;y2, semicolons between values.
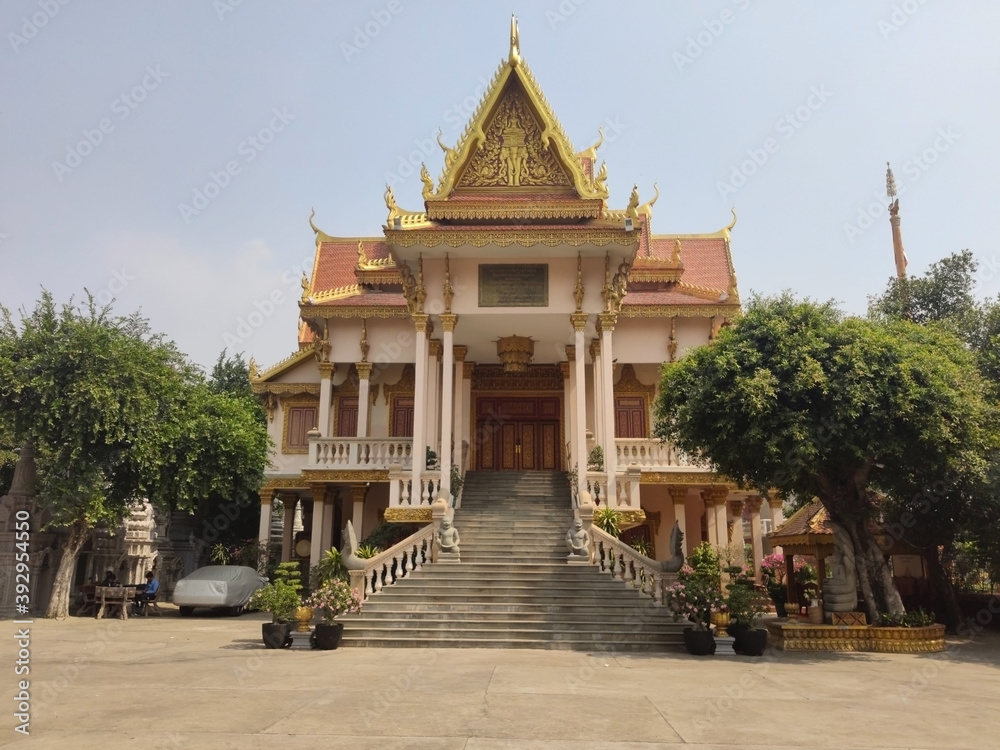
509;15;521;67
886;162;907;280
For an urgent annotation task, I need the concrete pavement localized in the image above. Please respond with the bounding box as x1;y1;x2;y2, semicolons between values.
4;605;999;749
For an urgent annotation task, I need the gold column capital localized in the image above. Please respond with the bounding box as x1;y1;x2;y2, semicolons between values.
318;361;335;377
589;338;601;358
667;485;689;504
463;361;476;379
767;496;784;510
258;489;276;505
439;313;458;333
598;312;618;332
565;345;576;360
700;485;729;505
745;495;763;514
279;493;298;508
356;361;373;379
453;345;468;362
412;313;430;333
350;483;369;503
428;339;443;358
570;312;589;332
728;498;745;517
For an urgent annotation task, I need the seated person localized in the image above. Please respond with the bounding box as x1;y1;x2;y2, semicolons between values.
99;570;119;587
132;571;159;611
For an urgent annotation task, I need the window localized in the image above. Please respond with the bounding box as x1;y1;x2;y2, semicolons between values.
283;404;318;453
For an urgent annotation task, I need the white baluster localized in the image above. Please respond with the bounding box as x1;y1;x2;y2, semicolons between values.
401;548;411;577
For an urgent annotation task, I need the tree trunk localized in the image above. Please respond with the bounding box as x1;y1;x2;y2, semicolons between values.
925;546;963;632
44;520;89;619
843;518;905;622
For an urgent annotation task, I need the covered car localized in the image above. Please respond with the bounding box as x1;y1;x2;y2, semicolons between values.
172;565;268;616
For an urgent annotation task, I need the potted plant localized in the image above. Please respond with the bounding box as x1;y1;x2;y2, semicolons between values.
664;564;725;655
248;561;302;649
307;579;363;650
725;579;772;656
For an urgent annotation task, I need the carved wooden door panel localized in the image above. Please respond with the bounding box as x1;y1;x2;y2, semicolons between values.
475;396;562;471
337;397;358;437
614;396;647;438
540;422;558;470
390;396;414;438
519;423;536;470
500;423;518;470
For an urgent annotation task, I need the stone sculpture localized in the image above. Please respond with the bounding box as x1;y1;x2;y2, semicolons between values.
660;521;685;573
436;517;461;561
823;522;858;612
566;518;591;563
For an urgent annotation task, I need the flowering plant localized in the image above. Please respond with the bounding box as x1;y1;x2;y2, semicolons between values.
306;579;362;624
663;564;725;631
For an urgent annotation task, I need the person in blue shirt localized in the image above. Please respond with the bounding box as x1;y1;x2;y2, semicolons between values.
132;571;159;613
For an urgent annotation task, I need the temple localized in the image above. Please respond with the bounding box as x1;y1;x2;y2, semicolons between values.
251;19;783;580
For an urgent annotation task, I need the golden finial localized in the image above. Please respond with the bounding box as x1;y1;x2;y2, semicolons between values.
248;356;260;380
443;254;454;313
384;184;400;225
308;207;320;235
671;238;682;263
638;182;659;220
300;272;310;303
436;128;458;170
726;206;738;232
626;184;640;219
509;15;521;67
886;161;897;199
360;318;369;362
357;239;366;267
420;163;434;200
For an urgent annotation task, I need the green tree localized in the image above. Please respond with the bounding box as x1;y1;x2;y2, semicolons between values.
655;294;997;622
0;293;271;618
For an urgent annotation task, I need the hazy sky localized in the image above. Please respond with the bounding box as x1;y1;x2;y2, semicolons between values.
3;1;998;371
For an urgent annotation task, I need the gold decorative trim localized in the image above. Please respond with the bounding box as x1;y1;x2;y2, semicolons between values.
627;268;683;284
253;348;315;383
385;228;639;249
471;364;564;392
260;476;309;492
384;507;433;523
301;469;390;482
252;382;321;396
620;304;741;319
615;364;655;400
299;306;410;321
426;200;604;222
765;622;945;653
310;284;362;303
640;472;730;485
616;510;646;527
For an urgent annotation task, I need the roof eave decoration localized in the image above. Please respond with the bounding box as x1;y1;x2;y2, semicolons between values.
251;348;317;385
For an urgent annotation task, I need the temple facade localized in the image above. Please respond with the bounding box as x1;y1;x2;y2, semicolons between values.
251;21;783;579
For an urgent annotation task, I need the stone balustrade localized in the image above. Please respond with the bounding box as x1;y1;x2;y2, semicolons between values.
614;438;708;470
309;437;412;469
591;526;676;605
349;524;435;600
388;468;443;507
586;469;641;509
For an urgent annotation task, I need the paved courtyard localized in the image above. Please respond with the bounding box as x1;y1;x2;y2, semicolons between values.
5;605;999;749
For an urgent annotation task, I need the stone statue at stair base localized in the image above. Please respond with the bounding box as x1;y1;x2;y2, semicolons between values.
566;518;591;565
432;495;460;562
660;521;685;573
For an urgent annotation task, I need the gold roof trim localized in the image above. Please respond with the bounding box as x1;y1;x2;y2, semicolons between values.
620;303;741;319
628;267;683;284
424;199;604;222
309;208;335;244
299;305;410;320
309;284;362;303
676;281;728;302
252;348;315;383
385;227;640;249
251;382;320;396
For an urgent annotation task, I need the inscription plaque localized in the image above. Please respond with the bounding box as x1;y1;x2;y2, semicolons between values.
478;264;548;307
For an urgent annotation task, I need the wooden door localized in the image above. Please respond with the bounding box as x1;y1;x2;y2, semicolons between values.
337;397;358;437
391;396;414;438
615;396;647;438
475;396;561;470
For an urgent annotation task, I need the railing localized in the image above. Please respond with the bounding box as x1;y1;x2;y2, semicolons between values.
585;469;641;510
591;526;676;605
614;438;709;470
349;524;435;601
388;468;442;507
309;437;412;469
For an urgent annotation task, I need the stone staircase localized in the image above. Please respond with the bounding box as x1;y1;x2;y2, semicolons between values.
340;471;686;650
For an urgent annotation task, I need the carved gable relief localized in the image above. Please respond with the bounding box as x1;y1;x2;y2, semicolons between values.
456;83;573;190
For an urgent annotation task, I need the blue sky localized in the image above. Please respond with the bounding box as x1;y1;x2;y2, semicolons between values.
2;1;998;370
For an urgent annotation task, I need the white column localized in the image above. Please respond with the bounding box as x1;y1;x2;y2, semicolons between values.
599;315;618;505
321;489;335;554
565;348;578;478
309;490;326;570
356;362;372;438
729;498;746;556
461;362;473;472
280;495;295;562
591;339;603;452
351;484;367;541
439;315;457;495
452;346;467;472
411;315;429;492
747;496;765;582
571;313;588;500
318;362;334;436
427;339;442;455
669;486;689;557
258;490;273;555
715;493;729;549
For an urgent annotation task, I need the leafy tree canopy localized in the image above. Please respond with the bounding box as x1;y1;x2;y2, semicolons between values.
655;293;998;620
